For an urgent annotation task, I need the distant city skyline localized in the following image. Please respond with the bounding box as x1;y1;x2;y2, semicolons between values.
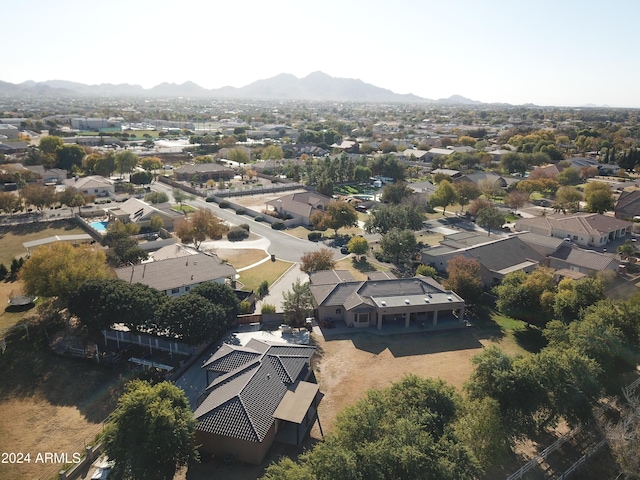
3;0;639;108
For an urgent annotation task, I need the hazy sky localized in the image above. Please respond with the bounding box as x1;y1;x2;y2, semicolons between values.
3;0;639;107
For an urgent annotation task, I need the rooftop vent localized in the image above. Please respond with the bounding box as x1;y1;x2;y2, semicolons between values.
424;298;430;303
405;299;410;305
380;301;387;306
447;296;453;301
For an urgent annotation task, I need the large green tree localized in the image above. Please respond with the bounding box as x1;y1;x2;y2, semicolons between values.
115;150;139;176
282;279;314;327
262;375;480;480
56;144;86;170
429;179;458;215
314;200;358;236
190;281;241;328
584;181;614;213
380;181;413;204
160;294;226;345
104;380;198;480
476;206;505;236
379;228;416;265
365;204;423;234
19;243;111;301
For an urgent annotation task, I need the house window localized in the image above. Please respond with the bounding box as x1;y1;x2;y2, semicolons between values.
572;235;578;241
185;286;190;292
355;312;369;323
171;288;180;294
336;308;342;314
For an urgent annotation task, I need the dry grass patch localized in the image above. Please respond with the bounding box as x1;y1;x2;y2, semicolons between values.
0;327;137;480
238;259;293;292
210;248;268;269
0;220;87;266
0;280;34;331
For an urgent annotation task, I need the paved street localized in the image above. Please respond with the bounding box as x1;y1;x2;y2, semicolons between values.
150;182;339;262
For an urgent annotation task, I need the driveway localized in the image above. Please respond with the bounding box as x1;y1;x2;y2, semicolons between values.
256;263;309;312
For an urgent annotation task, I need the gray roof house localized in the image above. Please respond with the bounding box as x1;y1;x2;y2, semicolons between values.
421;234;545;287
514;213;632;248
309;271;466;330
114;252;236;296
547;243;619;278
615;189;640;220
194;339;319;464
265;191;332;227
173;163;235;181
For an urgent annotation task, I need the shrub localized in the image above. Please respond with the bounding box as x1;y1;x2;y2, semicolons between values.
308;231;323;242
257;280;269;299
271;221;285;230
235;208;245;215
0;263;7;280
239;223;250;231
240;301;252;314
261;303;276;314
254;215;264;222
219;200;230;209
227;226;250;241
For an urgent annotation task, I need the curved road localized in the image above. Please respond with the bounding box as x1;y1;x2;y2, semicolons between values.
150;182;339;262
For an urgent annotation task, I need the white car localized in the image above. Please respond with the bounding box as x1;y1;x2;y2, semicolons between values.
91;459;114;479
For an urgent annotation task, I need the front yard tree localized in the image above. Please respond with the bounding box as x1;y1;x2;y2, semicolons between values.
505;190;529;212
347;236;369;258
57;187;91;215
172;188;190;208
115;150;139;176
380;181;413;204
323;200;358;236
227;147;250;164
380;228;416;265
175;208;228;250
21;184;56;212
38;135;64;156
365;204;424;234
55;144;86;171
429;179;457;215
584;181;614;213
19;243;111;301
476;206;505;236
282;279;314;327
554;186;583;213
300;248;336;273
144;191;169;204
0;191;22;214
104;380;198;480
444;256;482;304
454;181;481;213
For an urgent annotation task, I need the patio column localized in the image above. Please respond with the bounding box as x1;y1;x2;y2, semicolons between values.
458;306;465;323
432;310;438;326
377;313;382;330
405;313;410;328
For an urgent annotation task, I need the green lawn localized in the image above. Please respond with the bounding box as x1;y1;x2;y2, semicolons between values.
472;306;547;354
238;259;293;292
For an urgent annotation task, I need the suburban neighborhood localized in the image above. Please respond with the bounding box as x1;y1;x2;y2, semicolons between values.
2;87;640;480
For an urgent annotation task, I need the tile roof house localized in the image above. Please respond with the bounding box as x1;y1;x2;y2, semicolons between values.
615;189;640;220
514;213;631;248
309;271;465;330
194;339;319;464
421;234;545;287
114;252;236;296
106;197;183;229
265;191;332;226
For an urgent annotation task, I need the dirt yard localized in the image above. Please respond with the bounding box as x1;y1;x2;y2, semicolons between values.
229;189;307;213
310;328;494;435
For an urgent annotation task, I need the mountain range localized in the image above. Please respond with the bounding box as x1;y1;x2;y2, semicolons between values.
0;72;483;104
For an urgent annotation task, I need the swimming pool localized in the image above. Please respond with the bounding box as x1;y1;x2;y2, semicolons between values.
90;221;108;233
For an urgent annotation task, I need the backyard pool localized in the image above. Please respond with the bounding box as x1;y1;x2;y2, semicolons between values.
90;221;108;233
